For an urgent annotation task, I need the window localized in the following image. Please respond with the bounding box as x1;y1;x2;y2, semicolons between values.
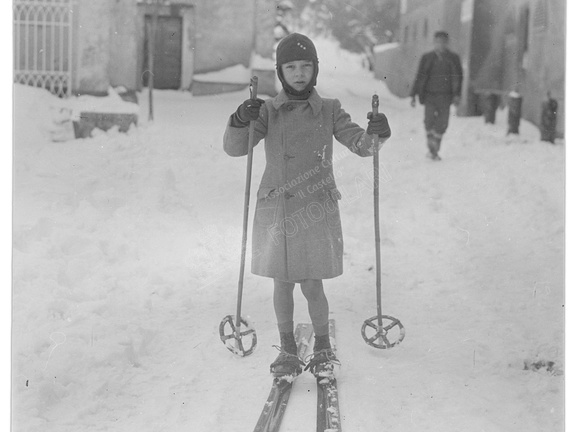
423;18;428;38
13;0;74;97
404;25;409;43
413;22;417;41
533;0;547;30
460;0;474;22
401;0;408;15
504;11;515;35
519;6;530;69
521;7;530;53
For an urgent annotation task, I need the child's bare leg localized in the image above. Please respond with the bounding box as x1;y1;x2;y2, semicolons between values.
300;279;338;375
271;279;301;376
273;278;296;334
300;279;329;337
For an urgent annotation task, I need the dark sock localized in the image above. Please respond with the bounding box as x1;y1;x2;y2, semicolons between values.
277;320;294;334
280;331;297;355
313;334;331;352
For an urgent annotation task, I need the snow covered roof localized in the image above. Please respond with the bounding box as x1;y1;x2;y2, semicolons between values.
374;42;400;54
193;55;275;85
193;64;251;84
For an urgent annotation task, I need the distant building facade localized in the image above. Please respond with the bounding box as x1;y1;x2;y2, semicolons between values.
373;0;565;134
14;0;276;96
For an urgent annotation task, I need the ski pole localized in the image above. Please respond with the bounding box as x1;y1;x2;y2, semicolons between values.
236;77;258;329
361;94;405;350
219;76;259;357
372;95;383;329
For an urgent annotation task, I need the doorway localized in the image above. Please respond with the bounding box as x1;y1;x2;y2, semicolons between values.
143;15;182;89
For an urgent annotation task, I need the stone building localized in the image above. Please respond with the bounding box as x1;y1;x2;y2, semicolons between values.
373;0;565;134
14;0;277;96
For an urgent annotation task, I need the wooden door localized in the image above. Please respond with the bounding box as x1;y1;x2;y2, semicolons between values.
143;15;182;89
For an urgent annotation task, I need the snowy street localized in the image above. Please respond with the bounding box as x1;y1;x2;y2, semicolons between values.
12;40;564;432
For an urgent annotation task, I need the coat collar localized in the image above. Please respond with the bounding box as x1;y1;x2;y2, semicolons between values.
272;89;323;116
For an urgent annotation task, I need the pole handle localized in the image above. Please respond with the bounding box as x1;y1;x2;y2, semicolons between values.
250;76;259;101
372;94;379;116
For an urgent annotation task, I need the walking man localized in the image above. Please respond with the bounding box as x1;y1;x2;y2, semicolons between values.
410;31;463;160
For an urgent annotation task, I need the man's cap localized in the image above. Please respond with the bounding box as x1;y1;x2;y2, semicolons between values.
434;31;449;40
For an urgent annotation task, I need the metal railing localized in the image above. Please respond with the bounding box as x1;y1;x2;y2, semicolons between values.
13;0;74;97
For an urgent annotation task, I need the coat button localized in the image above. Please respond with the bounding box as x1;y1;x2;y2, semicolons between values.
286;104;294;111
284;192;295;199
283;154;294;161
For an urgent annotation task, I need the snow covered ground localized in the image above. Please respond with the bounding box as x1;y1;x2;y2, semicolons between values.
12;39;564;432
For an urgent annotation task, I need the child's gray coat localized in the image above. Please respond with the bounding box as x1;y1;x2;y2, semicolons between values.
224;89;387;282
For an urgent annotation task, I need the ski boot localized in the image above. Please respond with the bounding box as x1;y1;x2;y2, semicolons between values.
304;334;340;378
431;131;442;160
426;131;442;161
270;331;305;378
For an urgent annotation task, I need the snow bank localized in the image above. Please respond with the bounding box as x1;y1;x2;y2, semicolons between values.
13;84;139;142
252;54;275;70
67;87;140;119
13;84;57;147
314;36;394;100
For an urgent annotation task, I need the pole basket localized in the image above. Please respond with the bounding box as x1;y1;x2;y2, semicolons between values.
219;315;257;357
361;315;405;349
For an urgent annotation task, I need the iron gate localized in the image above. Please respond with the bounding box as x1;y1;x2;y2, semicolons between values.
13;0;74;97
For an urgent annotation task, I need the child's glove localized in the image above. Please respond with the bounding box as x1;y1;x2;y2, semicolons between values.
234;98;265;124
366;112;391;138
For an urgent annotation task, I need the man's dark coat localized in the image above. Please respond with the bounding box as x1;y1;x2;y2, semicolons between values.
410;50;463;104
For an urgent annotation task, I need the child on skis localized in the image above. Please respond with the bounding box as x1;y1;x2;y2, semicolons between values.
223;33;391;377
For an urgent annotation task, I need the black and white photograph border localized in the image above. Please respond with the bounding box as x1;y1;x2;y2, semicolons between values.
5;1;575;431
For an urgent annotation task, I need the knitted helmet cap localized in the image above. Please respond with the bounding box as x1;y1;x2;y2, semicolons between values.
275;33;319;96
276;33;318;66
